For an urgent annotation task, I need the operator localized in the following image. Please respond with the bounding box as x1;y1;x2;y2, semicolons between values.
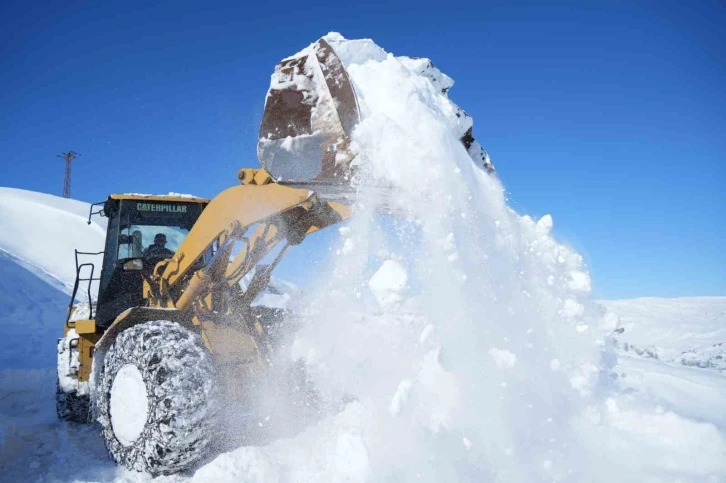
144;233;174;258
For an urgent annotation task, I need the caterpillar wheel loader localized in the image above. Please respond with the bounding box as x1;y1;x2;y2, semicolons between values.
56;37;491;476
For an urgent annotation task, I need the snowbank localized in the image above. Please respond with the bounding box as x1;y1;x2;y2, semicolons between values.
0;189;102;368
0;249;68;370
0;188;106;295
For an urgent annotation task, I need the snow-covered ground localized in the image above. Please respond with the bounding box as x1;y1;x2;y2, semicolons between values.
1;34;725;482
603;297;726;371
2;281;724;482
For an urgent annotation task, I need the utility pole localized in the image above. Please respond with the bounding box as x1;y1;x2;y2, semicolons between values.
56;151;80;198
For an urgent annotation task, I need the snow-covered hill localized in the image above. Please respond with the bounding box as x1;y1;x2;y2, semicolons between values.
0;188;106;372
0;188;110;478
0;187;107;294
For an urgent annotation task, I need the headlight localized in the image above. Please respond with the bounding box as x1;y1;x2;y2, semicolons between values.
123;259;143;271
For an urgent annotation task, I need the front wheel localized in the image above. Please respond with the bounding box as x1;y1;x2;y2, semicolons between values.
96;320;217;476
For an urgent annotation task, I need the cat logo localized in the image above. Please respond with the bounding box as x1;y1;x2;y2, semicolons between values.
136;203;187;213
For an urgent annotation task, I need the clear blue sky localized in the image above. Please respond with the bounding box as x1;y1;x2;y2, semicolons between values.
1;1;724;299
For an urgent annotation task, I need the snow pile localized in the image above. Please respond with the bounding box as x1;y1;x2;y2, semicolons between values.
233;33;725;483
283;33;620;482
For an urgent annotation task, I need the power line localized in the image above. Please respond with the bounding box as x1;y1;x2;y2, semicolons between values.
56;151;80;198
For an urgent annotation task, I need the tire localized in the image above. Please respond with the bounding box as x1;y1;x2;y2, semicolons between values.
56;333;90;423
96;320;217;476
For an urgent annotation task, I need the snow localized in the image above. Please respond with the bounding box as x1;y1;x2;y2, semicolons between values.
602;296;726;363
367;259;407;309
69;301;94;322
0;187;106;296
0;188;105;371
294;32;606;479
282;34;726;483
57;328;88;395
193;402;371;483
0;249;69;370
240;269;303;310
488;347;517;369
123;192;202;199
109;364;149;446
1;33;725;483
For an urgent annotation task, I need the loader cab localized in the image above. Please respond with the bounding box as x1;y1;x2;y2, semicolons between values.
94;195;209;329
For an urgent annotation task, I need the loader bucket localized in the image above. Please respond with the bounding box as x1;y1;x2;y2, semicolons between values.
258;38;360;189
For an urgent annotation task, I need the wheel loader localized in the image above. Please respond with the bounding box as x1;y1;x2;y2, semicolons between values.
56;37;491;475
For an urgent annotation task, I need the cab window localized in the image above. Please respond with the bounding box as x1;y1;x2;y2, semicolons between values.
118;225;190;258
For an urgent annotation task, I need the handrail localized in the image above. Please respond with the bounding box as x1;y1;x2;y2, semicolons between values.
66;250;103;328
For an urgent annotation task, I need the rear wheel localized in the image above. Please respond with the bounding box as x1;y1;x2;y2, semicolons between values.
97;320;217;476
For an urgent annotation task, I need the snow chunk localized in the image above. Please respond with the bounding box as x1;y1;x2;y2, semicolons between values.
340;237;356;255
488;348;517;369
419;324;434;345
561;298;585;318
368;260;408;309
68;302;92;322
415;349;460;431
324;32;388;67
57;329;81;394
536;214;553;233
567;270;592;293
398;56;455;95
389;379;413;415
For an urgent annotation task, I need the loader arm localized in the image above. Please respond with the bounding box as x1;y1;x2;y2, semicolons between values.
151;170;351;314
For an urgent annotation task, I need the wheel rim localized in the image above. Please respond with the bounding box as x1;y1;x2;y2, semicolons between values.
110;364;149;446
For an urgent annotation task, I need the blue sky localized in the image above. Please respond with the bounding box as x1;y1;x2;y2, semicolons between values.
1;1;724;299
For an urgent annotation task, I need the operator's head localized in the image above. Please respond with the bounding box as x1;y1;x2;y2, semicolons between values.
154;233;167;247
